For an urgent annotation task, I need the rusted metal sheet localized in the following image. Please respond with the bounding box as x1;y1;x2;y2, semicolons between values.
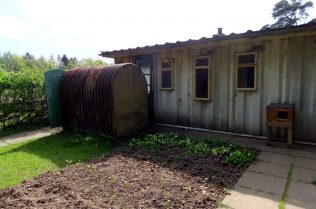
59;64;149;137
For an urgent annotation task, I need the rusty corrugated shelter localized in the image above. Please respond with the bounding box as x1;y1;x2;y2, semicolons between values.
59;64;149;137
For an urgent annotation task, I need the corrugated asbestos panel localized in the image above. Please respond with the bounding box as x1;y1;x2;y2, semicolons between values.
151;35;316;142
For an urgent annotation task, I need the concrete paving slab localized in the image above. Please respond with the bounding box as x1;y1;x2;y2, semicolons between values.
292;167;316;184
220;186;280;209
236;171;286;195
294;157;316;171
256;151;293;165
247;160;290;178
286;198;316;209
288;180;316;205
291;150;316;160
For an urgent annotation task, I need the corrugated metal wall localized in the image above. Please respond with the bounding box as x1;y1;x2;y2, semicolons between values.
153;34;316;142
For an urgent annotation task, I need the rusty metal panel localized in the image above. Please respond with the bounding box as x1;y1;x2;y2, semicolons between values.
59;64;149;137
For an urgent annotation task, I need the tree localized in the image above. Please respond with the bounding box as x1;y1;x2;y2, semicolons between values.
23;52;36;68
23;52;35;61
68;57;79;68
262;0;313;29
61;54;69;68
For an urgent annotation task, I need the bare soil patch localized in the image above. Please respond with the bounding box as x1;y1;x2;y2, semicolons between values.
0;146;246;208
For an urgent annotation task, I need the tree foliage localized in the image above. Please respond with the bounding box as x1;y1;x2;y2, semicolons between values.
262;0;313;29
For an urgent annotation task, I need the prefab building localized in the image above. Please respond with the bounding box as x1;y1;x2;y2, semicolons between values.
100;23;316;143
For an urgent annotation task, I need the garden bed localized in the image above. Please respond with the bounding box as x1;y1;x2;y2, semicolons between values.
0;133;257;208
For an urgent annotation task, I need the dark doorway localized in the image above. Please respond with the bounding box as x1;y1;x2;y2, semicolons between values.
134;55;154;122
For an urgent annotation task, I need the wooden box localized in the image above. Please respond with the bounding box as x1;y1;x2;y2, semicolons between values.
266;103;295;147
266;103;294;128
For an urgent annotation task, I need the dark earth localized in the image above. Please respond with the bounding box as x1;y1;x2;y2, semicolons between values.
0;146;246;208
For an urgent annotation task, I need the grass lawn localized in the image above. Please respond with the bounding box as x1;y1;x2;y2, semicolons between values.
0;132;115;188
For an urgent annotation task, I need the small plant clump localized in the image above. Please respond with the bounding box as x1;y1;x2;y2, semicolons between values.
129;132;258;166
312;179;316;185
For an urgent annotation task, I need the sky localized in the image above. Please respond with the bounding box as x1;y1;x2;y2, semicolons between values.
0;0;316;63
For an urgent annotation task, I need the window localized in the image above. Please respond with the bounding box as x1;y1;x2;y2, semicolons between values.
160;59;173;89
236;52;257;90
140;66;151;93
194;56;211;100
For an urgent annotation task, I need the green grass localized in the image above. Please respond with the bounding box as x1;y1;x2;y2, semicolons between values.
279;161;294;209
312;178;316;185
0;132;115;188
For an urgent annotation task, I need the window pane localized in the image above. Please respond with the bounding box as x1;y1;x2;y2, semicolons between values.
195;58;209;67
161;60;172;69
237;67;255;89
145;75;150;85
141;66;150;75
238;54;255;64
195;68;208;98
161;71;172;88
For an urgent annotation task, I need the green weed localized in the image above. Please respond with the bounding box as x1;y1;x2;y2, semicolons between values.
129;132;258;166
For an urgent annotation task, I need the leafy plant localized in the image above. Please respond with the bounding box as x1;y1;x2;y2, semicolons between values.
225;149;257;166
129;132;258;166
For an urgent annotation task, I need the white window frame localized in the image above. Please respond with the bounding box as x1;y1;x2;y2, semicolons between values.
193;56;211;100
160;59;174;90
236;52;257;91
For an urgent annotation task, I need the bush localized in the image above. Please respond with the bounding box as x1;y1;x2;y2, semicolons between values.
0;68;47;129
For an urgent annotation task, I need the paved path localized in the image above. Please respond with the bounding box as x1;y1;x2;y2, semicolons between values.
220;149;316;209
151;125;316;209
0;127;61;147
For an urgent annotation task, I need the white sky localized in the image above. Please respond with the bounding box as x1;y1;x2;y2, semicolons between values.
0;0;315;62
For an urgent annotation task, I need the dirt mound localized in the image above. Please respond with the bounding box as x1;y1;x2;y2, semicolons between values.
0;147;246;208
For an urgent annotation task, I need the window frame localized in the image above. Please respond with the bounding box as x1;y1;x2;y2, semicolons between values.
193;56;211;101
236;52;257;91
160;59;174;90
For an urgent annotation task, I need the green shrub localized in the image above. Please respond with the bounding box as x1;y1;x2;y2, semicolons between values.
0;68;47;129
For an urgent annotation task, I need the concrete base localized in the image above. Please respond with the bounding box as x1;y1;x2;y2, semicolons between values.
220;186;280;209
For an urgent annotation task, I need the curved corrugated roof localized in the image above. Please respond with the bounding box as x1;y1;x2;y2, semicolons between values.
60;63;142;135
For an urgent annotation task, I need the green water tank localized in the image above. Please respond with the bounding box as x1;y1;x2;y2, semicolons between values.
45;69;64;127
